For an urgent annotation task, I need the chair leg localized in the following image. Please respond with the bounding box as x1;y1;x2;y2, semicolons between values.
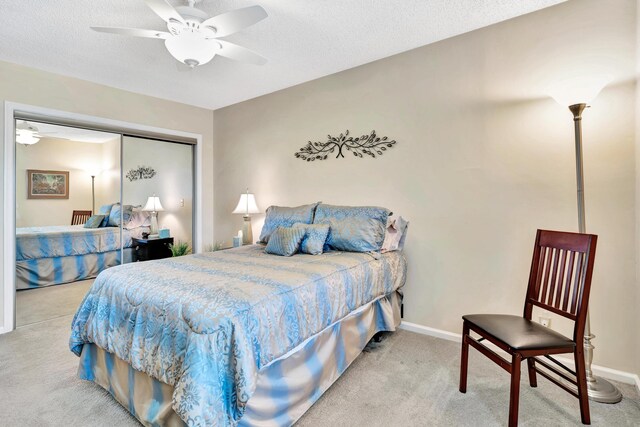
527;358;537;387
459;322;470;393
508;354;522;427
574;348;591;425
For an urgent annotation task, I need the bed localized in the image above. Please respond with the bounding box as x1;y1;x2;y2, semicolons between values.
16;225;148;290
70;244;407;426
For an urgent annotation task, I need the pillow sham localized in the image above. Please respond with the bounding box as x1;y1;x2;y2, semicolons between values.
258;202;321;243
97;204;113;227
292;223;330;255
313;204;391;252
265;226;306;257
125;207;151;229
381;216;409;252
84;215;106;229
108;204;134;227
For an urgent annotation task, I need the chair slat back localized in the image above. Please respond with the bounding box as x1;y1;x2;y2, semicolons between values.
71;210;92;225
525;230;597;335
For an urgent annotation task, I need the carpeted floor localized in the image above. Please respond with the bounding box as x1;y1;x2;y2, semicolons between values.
1;284;639;426
15;279;94;327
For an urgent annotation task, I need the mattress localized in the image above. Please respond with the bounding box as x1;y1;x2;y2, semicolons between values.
16;225;146;261
70;245;407;426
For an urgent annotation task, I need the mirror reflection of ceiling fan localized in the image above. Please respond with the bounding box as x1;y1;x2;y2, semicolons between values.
15;121;67;145
91;0;268;69
15;121;118;146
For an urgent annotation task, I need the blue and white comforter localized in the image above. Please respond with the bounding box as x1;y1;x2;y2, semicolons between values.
70;245;406;426
16;225;145;261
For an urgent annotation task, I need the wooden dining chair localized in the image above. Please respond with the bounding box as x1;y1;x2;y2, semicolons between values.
459;229;598;427
71;210;92;225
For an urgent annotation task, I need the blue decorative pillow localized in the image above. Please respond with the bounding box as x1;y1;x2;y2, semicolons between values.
97;204;113;227
265;226;306;256
84;215;106;229
313;204;391;252
259;202;320;243
293;223;330;255
108;204;134;227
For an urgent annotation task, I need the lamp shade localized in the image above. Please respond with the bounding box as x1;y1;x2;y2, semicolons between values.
548;74;611;107
232;193;259;215
143;196;164;212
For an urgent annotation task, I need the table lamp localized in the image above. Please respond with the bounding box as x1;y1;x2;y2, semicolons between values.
143;195;164;237
232;189;259;245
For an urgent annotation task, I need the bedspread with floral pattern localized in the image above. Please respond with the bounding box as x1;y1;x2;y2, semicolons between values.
70;245;406;426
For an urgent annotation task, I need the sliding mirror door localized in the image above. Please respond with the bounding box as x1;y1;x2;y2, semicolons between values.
121;136;194;261
14;120;121;326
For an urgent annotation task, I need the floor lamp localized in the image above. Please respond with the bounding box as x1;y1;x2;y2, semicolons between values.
86;169;102;215
90;174;96;214
554;86;622;403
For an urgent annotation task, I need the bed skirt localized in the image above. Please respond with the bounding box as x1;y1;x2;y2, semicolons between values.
78;290;402;426
16;249;133;290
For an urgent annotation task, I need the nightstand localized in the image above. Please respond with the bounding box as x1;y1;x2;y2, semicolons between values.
132;237;174;262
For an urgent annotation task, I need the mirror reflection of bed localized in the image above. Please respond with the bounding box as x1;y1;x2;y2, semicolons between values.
15;121;194;328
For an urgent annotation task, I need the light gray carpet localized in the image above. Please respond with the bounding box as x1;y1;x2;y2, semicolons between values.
1;286;639;426
16;279;94;327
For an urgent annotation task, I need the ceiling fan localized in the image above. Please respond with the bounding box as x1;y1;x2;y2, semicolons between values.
91;0;268;69
15;121;69;145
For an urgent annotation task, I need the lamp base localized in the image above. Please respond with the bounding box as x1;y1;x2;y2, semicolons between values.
242;215;253;245
585;376;623;403
150;213;159;235
558;373;623;404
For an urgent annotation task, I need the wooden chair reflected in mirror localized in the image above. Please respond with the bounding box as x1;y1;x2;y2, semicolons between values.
459;229;598;426
71;210;92;225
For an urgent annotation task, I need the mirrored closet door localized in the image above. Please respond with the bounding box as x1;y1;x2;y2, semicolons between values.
122;136;194;262
14;122;195;328
14;121;122;327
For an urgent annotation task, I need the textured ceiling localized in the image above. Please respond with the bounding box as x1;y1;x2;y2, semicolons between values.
0;0;565;110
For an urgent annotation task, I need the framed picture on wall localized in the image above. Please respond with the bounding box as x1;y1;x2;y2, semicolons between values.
27;169;69;199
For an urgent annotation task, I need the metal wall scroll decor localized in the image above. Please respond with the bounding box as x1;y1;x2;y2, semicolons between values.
294;130;397;162
126;165;156;182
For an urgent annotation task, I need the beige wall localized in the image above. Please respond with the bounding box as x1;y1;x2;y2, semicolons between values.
0;60;215;331
15;137;120;227
214;0;639;374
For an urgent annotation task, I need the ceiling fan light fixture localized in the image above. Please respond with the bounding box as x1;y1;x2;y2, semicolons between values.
165;33;218;67
16;130;40;145
16;121;41;145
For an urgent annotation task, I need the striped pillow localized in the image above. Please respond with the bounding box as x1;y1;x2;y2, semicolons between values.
84;215;106;229
265;226;306;257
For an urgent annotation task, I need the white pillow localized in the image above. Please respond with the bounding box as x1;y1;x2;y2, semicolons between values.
381;216;409;253
125;208;151;229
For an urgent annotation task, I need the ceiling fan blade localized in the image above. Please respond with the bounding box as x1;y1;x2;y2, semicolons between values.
216;40;267;65
202;5;267;38
144;0;185;24
91;26;170;39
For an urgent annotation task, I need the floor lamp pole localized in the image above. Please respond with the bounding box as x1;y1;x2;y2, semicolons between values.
91;175;95;215
569;103;622;403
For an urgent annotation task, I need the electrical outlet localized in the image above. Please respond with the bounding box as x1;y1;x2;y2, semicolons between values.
180;199;184;207
539;317;551;328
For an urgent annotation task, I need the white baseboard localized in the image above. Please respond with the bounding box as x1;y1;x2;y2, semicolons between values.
400;321;462;342
399;320;640;393
0;325;11;335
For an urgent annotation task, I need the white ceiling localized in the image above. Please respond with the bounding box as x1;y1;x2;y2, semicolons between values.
0;0;565;110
